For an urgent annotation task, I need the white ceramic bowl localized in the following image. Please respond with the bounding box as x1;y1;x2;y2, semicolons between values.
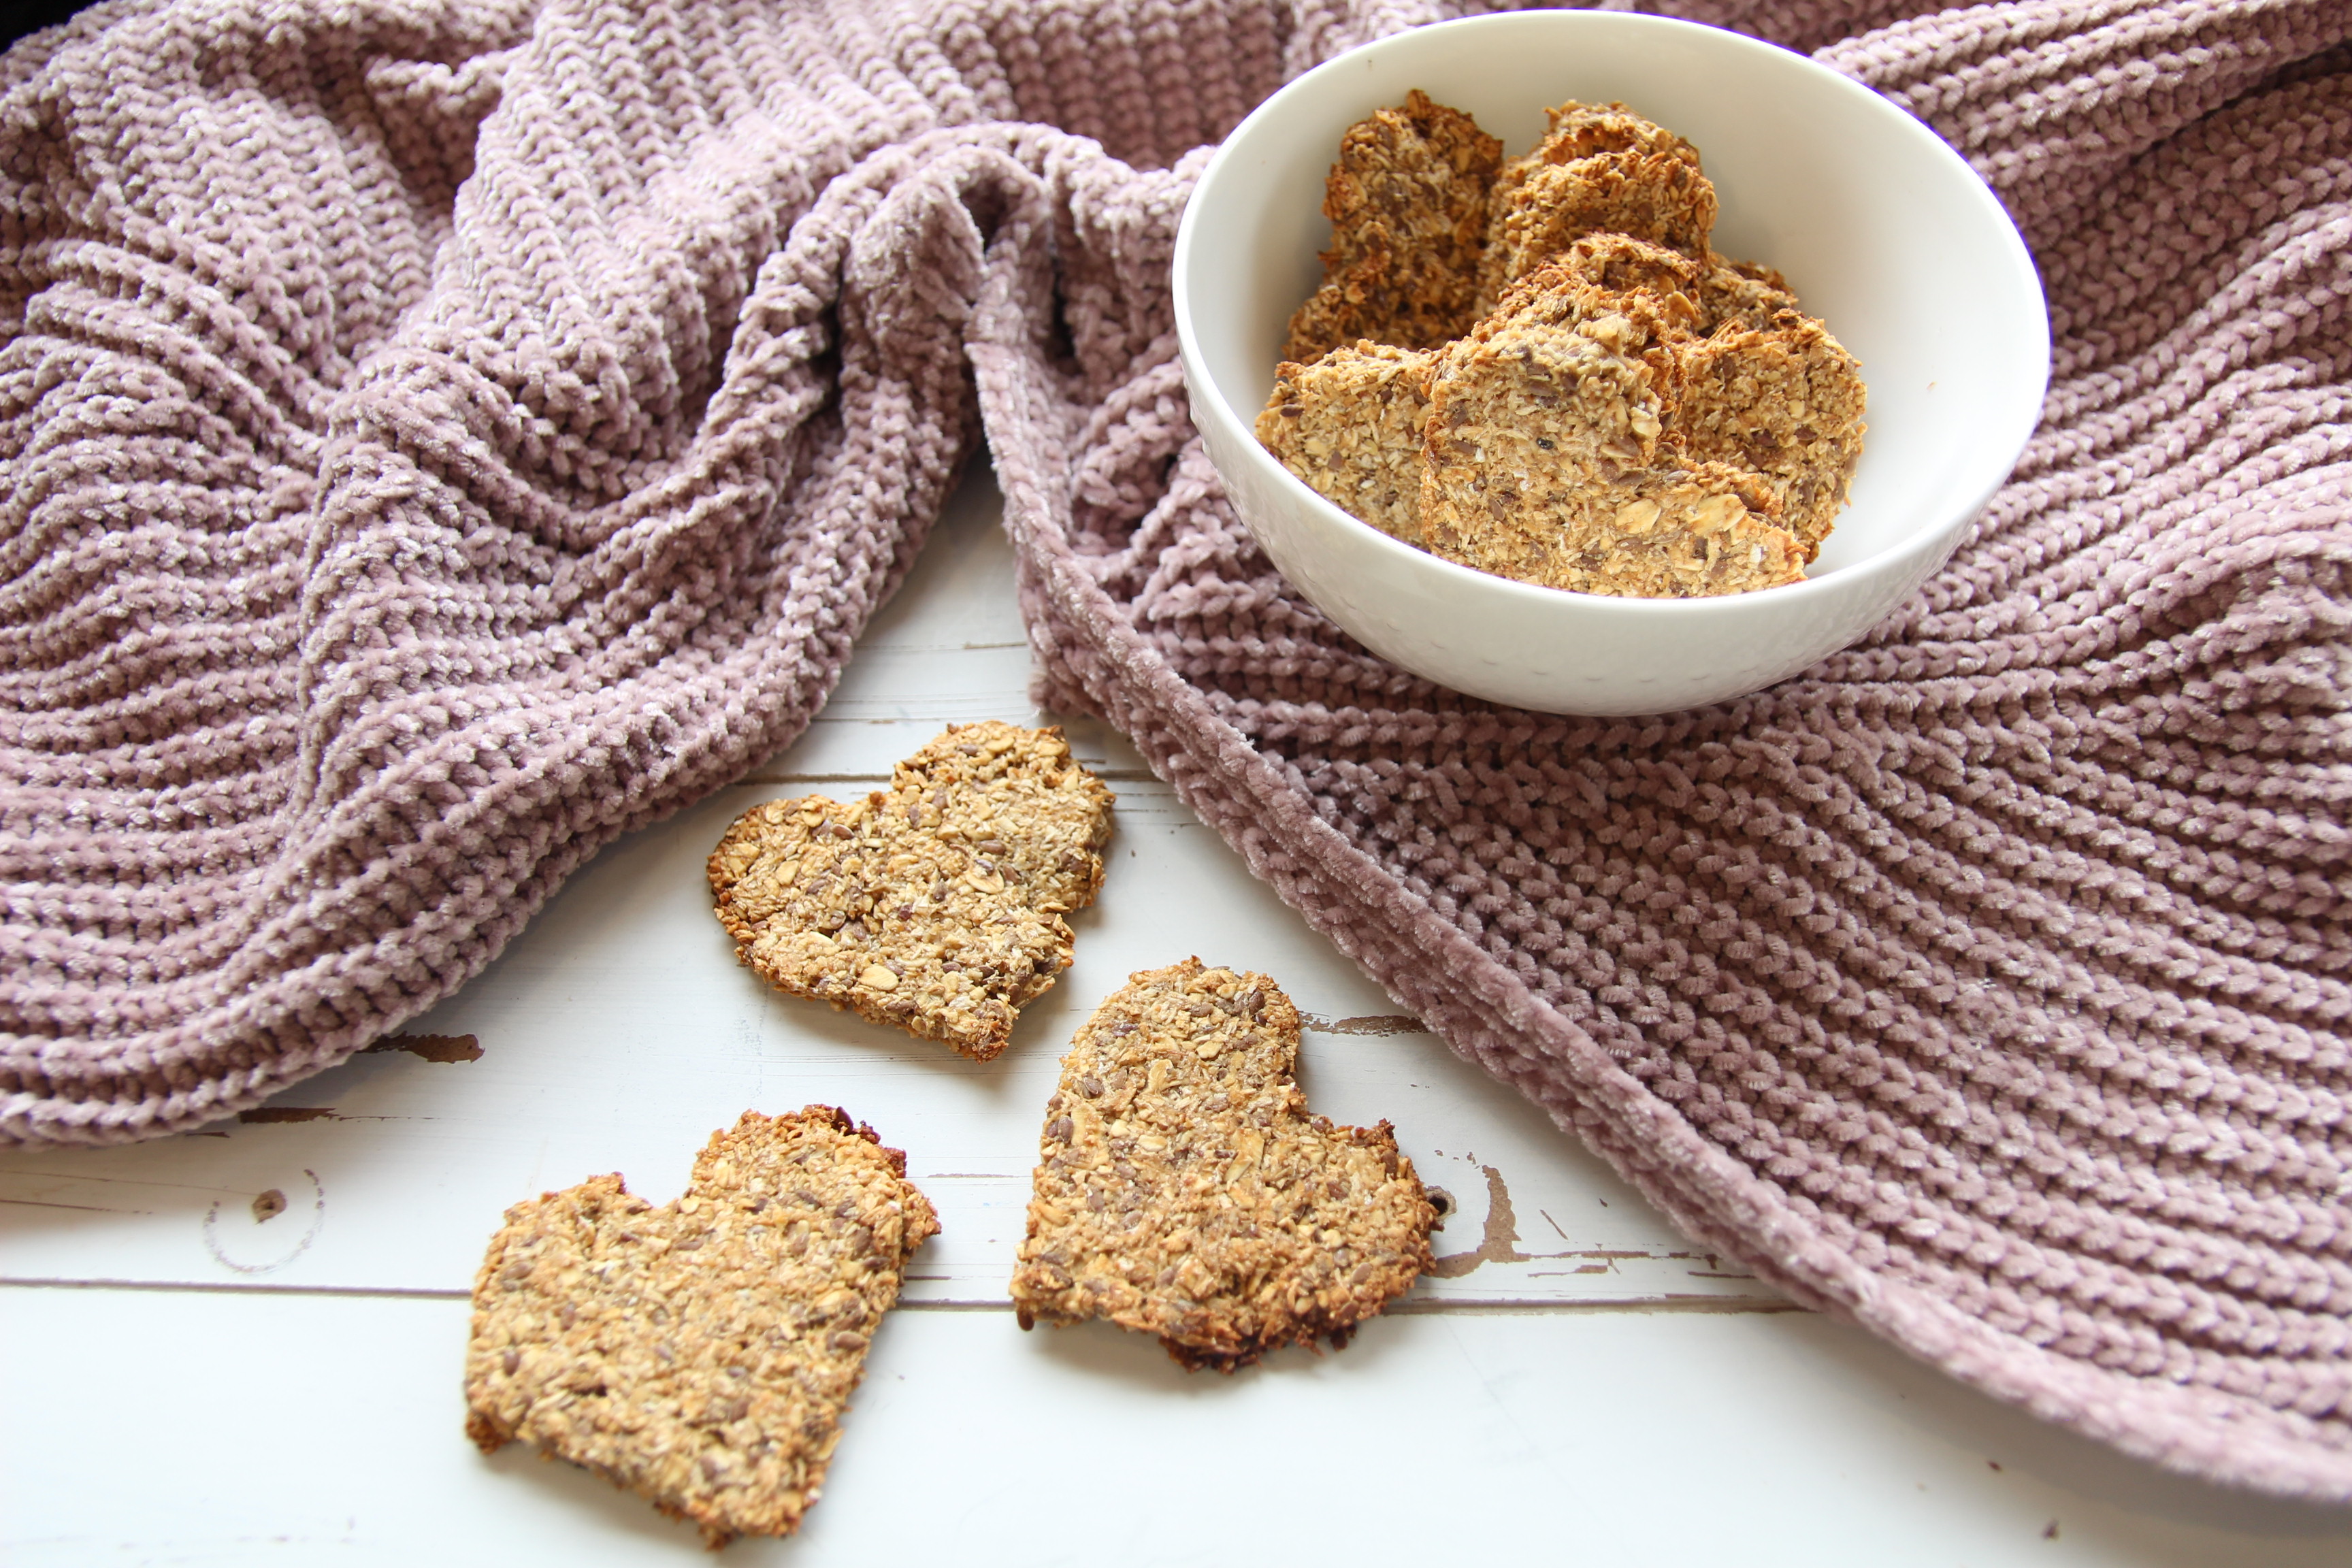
1173;12;2049;715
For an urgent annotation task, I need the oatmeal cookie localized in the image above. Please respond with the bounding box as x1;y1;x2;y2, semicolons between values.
1424;269;1682;499
1009;960;1436;1371
1431;455;1804;598
1420;267;1808;597
1673;311;1866;556
1479;101;1716;310
708;722;1114;1061
1254;342;1435;543
1506;238;1861;557
1282;89;1503;363
1517;97;1706;170
463;1108;939;1548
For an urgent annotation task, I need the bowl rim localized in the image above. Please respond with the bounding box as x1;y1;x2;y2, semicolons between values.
1171;10;2052;623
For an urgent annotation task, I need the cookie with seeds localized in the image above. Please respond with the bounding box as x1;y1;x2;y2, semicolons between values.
1518;97;1707;171
1673;310;1865;557
1424;266;1682;499
1484;151;1718;301
708;722;1114;1061
1254;342;1436;544
1283;89;1503;364
1010;960;1436;1371
1479;101;1716;310
1501;236;1861;558
463;1108;938;1549
1420;265;1807;598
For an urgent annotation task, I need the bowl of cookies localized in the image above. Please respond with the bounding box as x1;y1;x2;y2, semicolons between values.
1173;11;2048;715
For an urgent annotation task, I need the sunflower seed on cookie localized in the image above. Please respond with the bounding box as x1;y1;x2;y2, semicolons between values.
1010;959;1436;1371
708;722;1114;1061
463;1107;938;1548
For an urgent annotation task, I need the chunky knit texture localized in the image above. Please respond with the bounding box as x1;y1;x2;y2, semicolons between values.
3;0;2348;1499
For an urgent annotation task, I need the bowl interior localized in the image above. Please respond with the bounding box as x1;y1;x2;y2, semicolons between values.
1180;12;2049;585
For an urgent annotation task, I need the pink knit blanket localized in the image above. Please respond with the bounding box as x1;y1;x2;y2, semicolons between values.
3;0;2347;1499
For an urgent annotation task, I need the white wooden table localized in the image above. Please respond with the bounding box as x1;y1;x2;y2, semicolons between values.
6;472;2349;1565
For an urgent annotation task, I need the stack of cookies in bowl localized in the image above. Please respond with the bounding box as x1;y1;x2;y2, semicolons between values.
1256;93;1865;600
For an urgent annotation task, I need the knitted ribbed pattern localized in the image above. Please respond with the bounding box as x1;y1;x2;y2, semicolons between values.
2;0;2346;1498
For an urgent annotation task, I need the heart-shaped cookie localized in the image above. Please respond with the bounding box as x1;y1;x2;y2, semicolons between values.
708;722;1114;1060
464;1107;938;1547
1011;960;1436;1369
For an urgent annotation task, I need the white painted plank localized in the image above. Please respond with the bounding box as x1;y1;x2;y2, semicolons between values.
6;1283;2347;1567
1;470;1756;1307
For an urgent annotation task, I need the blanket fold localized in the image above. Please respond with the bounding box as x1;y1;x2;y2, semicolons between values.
3;0;2347;1500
